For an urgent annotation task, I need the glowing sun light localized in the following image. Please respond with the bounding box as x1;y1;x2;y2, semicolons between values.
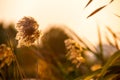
0;0;120;44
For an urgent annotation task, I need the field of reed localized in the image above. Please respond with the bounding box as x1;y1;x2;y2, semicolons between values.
0;0;120;80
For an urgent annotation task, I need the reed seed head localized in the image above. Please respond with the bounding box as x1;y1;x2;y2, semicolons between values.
15;16;41;48
64;39;85;68
0;44;15;68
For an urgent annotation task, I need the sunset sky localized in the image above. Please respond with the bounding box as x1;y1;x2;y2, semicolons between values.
0;0;120;44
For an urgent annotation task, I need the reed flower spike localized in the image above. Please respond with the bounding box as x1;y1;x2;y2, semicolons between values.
64;39;85;68
15;16;41;48
0;44;15;68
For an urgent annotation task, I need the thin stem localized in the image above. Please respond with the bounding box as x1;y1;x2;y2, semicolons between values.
14;55;26;79
97;26;104;64
5;29;26;79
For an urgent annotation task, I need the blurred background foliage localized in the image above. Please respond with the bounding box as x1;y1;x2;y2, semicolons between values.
0;1;120;79
0;21;120;80
0;22;83;80
0;0;120;80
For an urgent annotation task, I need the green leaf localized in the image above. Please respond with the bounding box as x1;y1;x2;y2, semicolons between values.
104;74;119;80
74;69;101;80
100;50;120;78
104;65;120;79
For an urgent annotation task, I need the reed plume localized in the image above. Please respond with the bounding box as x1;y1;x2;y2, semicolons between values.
15;16;41;48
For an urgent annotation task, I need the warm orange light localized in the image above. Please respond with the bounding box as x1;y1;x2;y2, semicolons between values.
0;0;120;44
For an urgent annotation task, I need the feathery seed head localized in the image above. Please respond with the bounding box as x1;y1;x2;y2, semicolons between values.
15;16;41;48
64;39;85;68
0;44;15;68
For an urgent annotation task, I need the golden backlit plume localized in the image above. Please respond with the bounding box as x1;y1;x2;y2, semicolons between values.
15;16;41;48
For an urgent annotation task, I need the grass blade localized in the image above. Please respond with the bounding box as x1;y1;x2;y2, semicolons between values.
84;69;101;80
105;33;115;48
87;5;106;18
109;0;114;3
106;27;119;49
97;26;104;62
114;13;120;18
81;36;98;53
100;50;120;78
65;26;97;54
74;69;101;80
87;0;113;18
84;0;93;8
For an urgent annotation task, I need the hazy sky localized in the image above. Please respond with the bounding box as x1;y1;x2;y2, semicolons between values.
0;0;120;44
